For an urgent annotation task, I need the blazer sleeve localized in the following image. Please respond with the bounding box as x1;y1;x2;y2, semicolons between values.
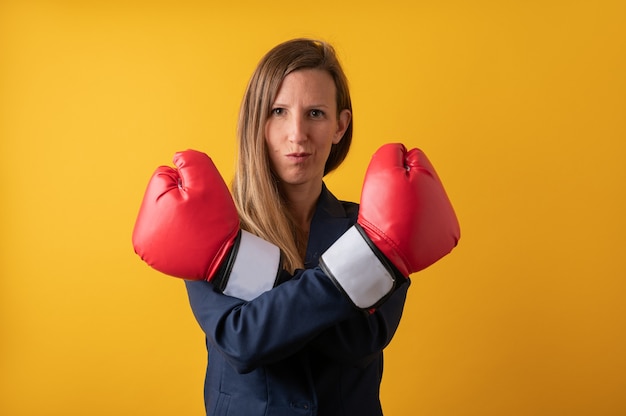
184;267;360;374
308;278;410;366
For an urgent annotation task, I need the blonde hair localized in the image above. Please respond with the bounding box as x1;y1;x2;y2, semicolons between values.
232;38;353;273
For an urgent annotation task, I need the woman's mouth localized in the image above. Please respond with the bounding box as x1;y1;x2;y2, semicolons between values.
286;152;311;163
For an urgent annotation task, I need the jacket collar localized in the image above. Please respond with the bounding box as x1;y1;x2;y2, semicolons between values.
304;183;356;269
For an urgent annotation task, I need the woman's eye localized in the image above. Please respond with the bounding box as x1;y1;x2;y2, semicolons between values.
271;108;284;116
310;109;324;118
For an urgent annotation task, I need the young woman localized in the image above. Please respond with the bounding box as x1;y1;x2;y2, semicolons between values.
184;39;410;415
133;38;460;416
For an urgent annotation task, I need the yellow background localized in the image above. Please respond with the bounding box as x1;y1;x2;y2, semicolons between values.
1;1;625;415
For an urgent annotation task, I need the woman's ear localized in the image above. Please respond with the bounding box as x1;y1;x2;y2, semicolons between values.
333;109;352;144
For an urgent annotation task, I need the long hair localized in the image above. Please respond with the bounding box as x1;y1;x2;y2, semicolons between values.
232;38;353;273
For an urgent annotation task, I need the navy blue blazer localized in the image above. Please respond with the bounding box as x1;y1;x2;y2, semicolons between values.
185;185;410;416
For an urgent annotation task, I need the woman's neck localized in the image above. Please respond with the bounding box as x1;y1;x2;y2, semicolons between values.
281;181;323;233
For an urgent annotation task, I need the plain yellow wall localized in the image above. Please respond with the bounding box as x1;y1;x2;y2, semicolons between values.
1;1;625;415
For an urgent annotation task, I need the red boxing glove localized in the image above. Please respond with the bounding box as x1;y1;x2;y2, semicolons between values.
132;150;281;300
359;143;460;276
320;143;460;309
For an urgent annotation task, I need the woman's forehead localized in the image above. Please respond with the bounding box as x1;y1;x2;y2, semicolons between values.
273;69;337;104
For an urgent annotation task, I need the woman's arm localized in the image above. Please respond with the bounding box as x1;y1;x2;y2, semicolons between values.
184;267;359;374
308;279;410;365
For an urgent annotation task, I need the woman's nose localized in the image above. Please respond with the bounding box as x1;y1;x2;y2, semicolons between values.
288;115;307;143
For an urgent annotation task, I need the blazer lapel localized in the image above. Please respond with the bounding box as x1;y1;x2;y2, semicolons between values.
304;184;356;269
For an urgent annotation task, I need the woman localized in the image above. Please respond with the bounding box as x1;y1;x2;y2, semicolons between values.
133;37;459;415
184;38;411;415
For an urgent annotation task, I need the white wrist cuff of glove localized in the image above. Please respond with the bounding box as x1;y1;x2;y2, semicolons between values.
319;225;396;309
222;230;281;301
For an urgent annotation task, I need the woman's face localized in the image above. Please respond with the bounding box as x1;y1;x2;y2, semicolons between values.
265;68;351;191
